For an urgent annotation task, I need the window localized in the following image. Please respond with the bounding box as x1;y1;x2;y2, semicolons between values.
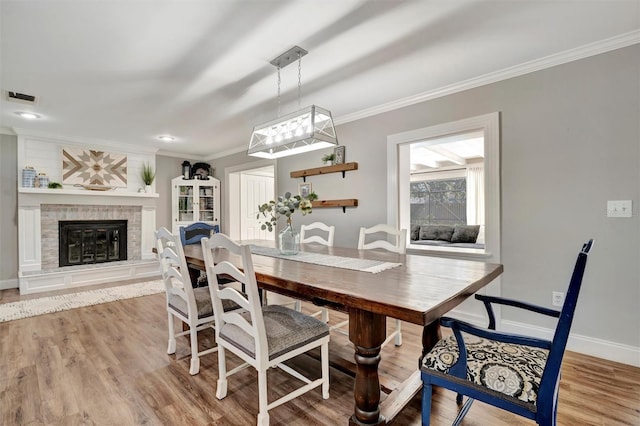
386;112;500;261
410;177;467;226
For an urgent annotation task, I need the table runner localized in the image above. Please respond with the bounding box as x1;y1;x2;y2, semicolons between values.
250;245;401;274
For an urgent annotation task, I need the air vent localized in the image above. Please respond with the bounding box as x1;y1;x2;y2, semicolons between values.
5;91;38;104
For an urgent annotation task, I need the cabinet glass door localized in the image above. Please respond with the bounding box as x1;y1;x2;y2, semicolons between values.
178;184;194;222
198;183;215;222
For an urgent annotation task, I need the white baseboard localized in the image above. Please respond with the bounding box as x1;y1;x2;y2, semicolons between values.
447;309;640;367
0;278;19;290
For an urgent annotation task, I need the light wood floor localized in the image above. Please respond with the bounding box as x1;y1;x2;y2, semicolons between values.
1;281;639;425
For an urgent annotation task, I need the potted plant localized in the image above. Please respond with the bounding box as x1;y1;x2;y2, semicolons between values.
321;153;335;165
141;163;155;193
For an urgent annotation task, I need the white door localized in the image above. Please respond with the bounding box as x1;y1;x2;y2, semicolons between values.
240;172;274;240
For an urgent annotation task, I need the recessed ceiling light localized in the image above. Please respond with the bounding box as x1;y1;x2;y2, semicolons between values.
157;135;176;142
15;111;40;119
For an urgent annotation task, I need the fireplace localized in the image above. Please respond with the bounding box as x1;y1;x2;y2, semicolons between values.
59;220;128;267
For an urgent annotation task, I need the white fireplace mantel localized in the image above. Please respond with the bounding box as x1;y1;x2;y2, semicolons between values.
18;188;159;294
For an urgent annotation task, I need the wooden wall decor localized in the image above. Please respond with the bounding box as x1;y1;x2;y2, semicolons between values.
62;148;128;187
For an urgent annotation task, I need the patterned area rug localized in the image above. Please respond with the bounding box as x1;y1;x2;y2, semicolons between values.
0;280;165;323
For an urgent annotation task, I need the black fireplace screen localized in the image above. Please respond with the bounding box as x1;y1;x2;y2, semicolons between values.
59;220;127;267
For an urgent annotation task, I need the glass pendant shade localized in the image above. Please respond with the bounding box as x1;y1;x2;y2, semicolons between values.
248;105;337;159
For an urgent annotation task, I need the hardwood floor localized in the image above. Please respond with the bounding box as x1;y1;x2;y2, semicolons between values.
1;283;639;425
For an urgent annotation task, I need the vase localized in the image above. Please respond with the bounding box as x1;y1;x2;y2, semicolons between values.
278;222;300;255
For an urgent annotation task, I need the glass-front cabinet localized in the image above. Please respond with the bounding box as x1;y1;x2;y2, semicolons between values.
171;176;220;234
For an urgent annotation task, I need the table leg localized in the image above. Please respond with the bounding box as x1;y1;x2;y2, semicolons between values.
348;308;387;426
421;319;442;361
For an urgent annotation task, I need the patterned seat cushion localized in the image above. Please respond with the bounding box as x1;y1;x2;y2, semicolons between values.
169;286;240;319
219;305;330;361
421;333;549;406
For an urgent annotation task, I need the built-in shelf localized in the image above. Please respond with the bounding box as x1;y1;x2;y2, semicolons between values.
312;199;358;213
18;188;159;198
290;162;358;182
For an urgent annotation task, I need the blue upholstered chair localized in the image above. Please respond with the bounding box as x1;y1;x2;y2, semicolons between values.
180;222;219;246
179;222;220;287
420;239;593;426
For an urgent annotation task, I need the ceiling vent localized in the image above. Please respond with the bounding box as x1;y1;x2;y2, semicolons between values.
5;91;38;104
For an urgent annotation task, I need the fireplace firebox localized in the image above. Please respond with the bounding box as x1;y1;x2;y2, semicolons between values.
59;220;127;267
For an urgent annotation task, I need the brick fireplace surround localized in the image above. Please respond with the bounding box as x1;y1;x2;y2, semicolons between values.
18;188;159;294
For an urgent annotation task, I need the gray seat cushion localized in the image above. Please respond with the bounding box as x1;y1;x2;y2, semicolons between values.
219;304;330;361
421;333;549;407
169;286;240;319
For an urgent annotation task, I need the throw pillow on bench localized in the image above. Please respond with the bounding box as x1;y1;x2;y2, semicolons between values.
412;224;480;244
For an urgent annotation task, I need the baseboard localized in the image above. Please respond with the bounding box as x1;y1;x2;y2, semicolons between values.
0;278;19;290
447;309;640;367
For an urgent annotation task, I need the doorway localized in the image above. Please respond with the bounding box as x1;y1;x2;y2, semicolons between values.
226;161;275;241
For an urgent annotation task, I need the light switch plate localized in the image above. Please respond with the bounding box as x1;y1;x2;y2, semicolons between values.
607;200;632;218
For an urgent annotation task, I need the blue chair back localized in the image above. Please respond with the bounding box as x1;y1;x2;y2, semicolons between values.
180;222;219;246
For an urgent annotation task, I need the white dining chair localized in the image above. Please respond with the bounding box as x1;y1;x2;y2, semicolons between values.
202;233;330;426
155;227;217;375
300;221;335;246
352;224;408;347
299;222;336;322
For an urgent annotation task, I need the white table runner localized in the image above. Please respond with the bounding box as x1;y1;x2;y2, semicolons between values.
250;245;402;274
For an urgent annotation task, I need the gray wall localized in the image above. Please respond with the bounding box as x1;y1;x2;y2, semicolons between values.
0;134;18;286
253;45;640;349
1;45;638;354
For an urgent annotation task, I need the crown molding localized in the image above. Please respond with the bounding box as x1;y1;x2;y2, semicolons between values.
0;126;16;136
157;143;247;161
335;30;640;126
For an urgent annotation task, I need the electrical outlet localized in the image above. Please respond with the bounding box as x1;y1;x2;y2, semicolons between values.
552;291;565;307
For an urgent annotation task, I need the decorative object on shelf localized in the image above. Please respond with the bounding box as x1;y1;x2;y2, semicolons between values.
190;162;211;179
36;173;49;188
321;153;335;165
74;184;115;191
248;46;338;159
141;162;155;193
22;166;37;187
181;161;191;179
257;191;318;255
334;145;345;164
62;148;127;187
48;182;63;189
298;182;312;198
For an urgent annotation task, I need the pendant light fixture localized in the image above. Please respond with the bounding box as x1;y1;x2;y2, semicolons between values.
248;46;338;159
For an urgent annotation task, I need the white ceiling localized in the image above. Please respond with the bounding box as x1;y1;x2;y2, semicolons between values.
1;1;639;158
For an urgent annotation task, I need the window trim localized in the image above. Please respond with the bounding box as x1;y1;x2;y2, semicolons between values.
386;112;500;264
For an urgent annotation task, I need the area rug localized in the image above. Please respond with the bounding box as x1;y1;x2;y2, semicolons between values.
0;280;165;323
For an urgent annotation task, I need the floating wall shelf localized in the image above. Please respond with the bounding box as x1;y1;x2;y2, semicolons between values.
312;199;358;213
290;162;358;182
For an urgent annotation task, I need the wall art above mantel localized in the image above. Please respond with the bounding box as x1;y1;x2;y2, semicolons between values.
62;148;128;187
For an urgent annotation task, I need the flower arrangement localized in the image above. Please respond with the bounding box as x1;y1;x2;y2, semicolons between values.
257;191;318;232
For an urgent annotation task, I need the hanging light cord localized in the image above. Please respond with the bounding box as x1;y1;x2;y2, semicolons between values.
297;52;302;109
277;65;282;117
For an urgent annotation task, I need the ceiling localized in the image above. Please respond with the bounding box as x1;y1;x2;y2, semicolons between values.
1;1;639;159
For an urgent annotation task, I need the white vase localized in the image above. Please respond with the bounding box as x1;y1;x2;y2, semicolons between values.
278;222;300;255
145;185;152;193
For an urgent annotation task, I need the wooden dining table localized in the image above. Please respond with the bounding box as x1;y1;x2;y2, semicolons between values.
183;240;503;425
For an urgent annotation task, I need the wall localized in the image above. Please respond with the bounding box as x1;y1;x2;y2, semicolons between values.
0;134;18;289
267;45;640;363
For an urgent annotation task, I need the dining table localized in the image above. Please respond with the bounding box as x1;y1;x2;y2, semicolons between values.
183;240;503;426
